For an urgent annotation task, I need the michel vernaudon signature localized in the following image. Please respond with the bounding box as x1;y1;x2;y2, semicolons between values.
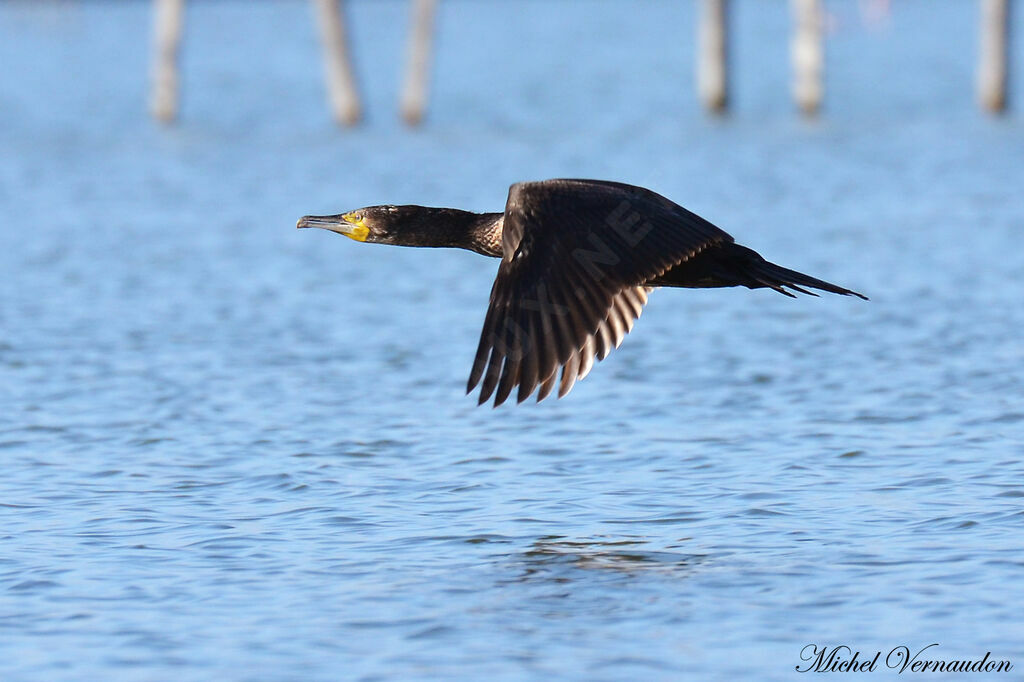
796;644;1014;674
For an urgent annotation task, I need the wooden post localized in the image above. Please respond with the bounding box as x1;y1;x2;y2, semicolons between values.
400;0;438;125
791;0;824;116
312;0;361;126
697;0;728;113
150;0;184;123
978;0;1011;113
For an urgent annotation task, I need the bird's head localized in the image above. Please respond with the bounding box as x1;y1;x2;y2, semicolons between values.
297;205;431;245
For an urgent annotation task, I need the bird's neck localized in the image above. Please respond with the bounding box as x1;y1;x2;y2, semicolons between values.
419;209;504;257
463;212;504;257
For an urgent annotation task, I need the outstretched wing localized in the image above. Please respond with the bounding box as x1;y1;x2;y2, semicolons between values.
467;179;733;406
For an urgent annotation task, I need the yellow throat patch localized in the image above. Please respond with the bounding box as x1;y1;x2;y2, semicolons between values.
341;213;370;242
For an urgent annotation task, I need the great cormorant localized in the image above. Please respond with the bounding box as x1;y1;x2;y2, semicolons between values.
298;179;866;406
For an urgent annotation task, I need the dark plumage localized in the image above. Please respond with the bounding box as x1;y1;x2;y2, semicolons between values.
298;179;866;406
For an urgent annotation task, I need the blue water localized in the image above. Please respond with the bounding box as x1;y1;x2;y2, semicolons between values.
2;1;1023;680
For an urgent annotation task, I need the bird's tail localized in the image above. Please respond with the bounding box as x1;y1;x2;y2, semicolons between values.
741;247;868;300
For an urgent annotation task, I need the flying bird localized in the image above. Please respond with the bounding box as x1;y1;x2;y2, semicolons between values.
298;179;866;406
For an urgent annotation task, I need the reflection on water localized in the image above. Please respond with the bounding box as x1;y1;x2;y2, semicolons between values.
517;536;707;579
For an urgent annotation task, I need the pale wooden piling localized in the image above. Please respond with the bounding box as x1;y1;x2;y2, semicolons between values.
697;0;729;113
312;0;361;126
978;0;1011;113
150;0;185;123
791;0;824;116
400;0;438;125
